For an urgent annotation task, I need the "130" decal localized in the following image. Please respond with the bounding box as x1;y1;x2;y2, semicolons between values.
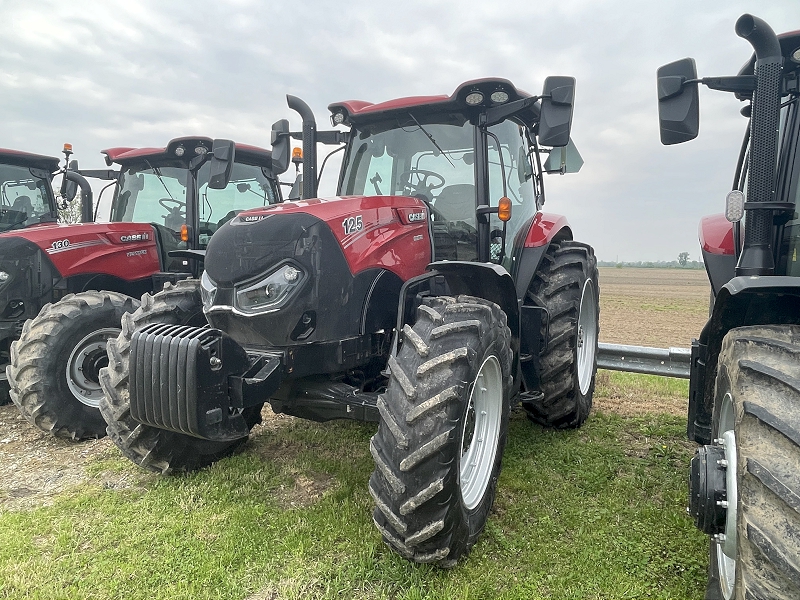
342;215;363;235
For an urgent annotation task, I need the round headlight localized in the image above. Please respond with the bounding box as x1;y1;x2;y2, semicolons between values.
194;145;208;155
332;112;345;125
792;46;800;63
174;146;185;157
0;271;9;283
490;90;509;104
465;92;484;106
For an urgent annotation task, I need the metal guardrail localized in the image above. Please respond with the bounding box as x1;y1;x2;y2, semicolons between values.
597;342;691;379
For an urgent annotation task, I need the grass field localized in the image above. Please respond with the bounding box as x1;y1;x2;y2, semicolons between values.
0;267;711;599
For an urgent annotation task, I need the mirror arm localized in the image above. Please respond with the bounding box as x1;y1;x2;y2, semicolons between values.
484;96;540;127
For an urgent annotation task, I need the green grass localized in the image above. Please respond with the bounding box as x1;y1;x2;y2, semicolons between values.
0;410;706;600
595;370;690;400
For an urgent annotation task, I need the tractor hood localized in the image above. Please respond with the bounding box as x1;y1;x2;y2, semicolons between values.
0;222;160;281
204;195;431;287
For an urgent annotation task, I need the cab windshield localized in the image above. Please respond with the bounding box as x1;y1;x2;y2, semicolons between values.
0;164;55;231
111;159;278;248
340;114;537;265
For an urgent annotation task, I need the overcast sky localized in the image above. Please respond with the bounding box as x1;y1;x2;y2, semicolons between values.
2;0;797;261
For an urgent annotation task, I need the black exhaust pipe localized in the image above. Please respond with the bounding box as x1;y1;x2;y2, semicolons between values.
63;169;94;223
286;95;318;200
734;14;783;276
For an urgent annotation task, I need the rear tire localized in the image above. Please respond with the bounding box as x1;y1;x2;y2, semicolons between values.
522;240;598;428
705;325;800;599
7;291;139;440
99;279;262;474
369;295;512;566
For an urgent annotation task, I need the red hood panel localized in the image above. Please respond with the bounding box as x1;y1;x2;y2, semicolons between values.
240;195;431;281
0;222;161;280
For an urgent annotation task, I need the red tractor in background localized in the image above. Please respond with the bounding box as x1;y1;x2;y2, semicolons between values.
99;76;599;566
5;137;284;439
0;144;90;405
657;14;800;599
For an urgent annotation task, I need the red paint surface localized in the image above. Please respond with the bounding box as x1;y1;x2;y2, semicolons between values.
699;214;734;255
240;196;432;281
523;212;571;247
4;222;161;279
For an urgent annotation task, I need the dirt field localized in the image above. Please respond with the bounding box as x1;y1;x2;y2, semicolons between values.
598;267;710;348
1;268;710;509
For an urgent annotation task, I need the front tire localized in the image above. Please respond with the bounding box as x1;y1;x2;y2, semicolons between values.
705;326;800;599
369;295;512;566
7;291;139;440
98;279;262;474
522;240;599;428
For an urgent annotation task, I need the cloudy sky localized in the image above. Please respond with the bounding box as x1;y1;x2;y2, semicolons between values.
2;0;797;261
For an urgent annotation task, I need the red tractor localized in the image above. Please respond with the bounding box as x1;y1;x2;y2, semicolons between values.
657;14;800;599
0;144;91;405
99;77;599;566
6;137;284;439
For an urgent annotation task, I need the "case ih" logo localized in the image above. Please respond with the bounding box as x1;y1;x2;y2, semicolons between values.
120;233;150;242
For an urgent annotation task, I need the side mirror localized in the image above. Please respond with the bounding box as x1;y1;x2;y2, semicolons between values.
538;76;575;148
208;139;236;189
543;138;584;174
271;119;290;175
63;160;79;202
657;58;699;145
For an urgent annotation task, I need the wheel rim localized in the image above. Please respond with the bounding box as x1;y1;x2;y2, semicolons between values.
66;327;120;408
716;392;738;600
576;278;598;395
460;354;502;511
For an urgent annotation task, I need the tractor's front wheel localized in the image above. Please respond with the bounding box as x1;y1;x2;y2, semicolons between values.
698;325;800;600
7;291;139;440
369;295;512;566
99;279;262;474
523;240;598;428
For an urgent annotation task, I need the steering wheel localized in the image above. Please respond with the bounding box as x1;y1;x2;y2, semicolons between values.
159;197;186;212
399;169;445;197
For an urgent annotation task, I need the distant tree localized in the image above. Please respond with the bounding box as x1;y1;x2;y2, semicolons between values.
678;251;690;267
57;190;82;224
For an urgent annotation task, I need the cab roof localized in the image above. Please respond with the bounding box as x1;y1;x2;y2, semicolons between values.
101;136;273;167
328;78;539;127
0;148;60;172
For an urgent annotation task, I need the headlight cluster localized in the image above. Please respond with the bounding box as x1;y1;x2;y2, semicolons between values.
236;263;304;314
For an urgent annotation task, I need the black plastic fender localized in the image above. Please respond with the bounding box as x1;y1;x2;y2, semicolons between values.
689;275;800;443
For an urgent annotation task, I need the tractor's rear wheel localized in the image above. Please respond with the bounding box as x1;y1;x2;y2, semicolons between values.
7;291;139;440
98;279;262;474
522;240;598;428
369;295;512;566
702;325;800;600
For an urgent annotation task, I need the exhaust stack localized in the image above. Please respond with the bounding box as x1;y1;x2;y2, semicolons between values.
734;14;783;276
287;95;318;200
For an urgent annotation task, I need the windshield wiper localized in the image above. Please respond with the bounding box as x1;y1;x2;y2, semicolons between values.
409;113;455;168
145;160;177;201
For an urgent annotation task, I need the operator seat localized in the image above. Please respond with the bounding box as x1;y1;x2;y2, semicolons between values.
433;184;476;227
10;195;33;221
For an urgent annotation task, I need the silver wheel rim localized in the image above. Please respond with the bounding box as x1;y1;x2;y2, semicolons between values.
576;278;598;395
66;327;120;408
717;392;738;600
460;354;502;511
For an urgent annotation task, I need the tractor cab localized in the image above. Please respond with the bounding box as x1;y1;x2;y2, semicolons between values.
102;137;281;273
0;149;60;232
330;78;582;270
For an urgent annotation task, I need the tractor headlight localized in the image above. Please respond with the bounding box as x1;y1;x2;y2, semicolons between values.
234;263;304;314
0;271;9;284
200;271;217;310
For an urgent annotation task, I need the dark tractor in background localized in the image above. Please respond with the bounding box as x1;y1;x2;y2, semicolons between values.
658;14;800;599
99;76;599;566
6;137;282;439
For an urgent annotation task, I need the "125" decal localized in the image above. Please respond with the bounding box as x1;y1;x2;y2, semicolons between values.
342;215;363;235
